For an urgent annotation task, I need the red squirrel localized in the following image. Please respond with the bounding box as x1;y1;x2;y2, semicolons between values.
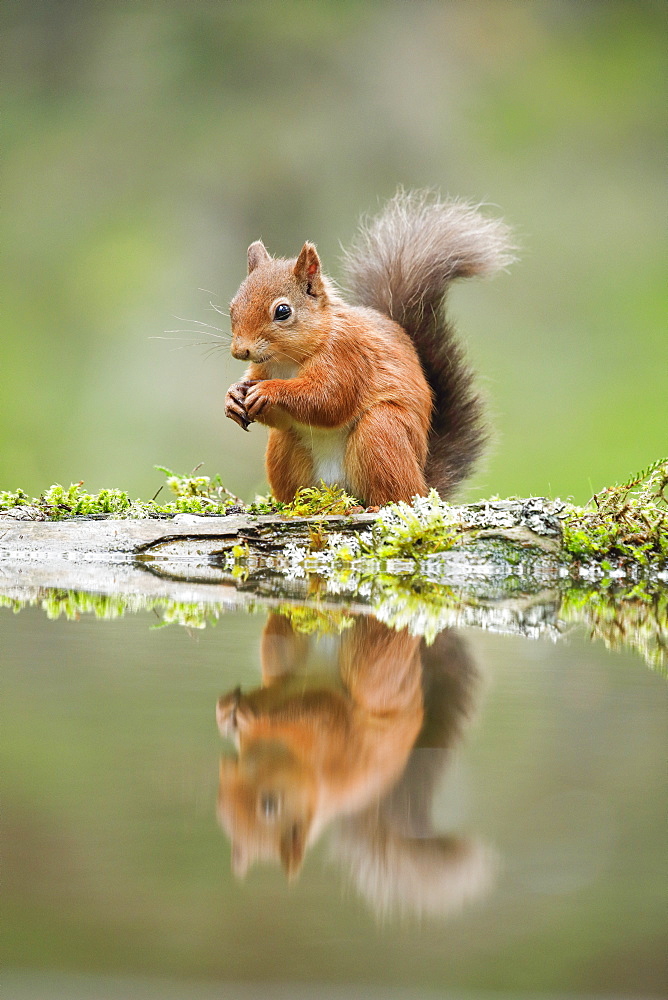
225;191;514;506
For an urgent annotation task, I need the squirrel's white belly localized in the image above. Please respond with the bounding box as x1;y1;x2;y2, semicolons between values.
294;424;350;490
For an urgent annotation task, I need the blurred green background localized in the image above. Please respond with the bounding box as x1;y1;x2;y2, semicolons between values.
2;0;666;505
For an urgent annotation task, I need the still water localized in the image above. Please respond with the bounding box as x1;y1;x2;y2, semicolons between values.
2;597;666;999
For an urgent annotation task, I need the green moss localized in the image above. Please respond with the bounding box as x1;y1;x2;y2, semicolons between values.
0;595;23;614
360;490;461;559
247;481;360;517
0;588;230;629
41;589;130;620
1;482;133;519
366;574;464;644
561;584;667;674
274;604;355;635
0;467;241;520
562;458;667;568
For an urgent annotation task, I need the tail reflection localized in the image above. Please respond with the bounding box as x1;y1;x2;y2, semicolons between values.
331;629;495;918
216;611;495;915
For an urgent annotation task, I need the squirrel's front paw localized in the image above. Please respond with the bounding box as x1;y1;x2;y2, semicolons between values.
225;379;257;431
216;686;256;737
244;380;278;421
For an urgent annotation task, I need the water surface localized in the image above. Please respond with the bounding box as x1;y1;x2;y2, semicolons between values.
2;598;666;999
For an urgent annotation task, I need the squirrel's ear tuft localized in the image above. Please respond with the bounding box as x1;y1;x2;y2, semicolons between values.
247;240;271;274
294;242;325;296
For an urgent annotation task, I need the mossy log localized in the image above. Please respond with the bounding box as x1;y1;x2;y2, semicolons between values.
1;497;664;588
0;498;561;571
1;500;666;667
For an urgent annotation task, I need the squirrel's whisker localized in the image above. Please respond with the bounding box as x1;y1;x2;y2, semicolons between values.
276;349;302;366
203;345;228;360
165;328;230;341
209;301;230;318
152;336;212;345
173;316;226;334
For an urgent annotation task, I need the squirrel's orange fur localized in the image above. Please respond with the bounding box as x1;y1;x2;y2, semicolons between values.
216;613;424;878
225;191;514;505
215;613;489;902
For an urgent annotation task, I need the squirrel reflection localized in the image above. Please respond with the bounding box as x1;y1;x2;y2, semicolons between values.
216;611;494;918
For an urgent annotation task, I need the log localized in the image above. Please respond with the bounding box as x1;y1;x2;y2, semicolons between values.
1;501;665;669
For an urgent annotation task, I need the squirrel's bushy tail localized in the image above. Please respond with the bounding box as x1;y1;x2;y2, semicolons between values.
341;190;515;496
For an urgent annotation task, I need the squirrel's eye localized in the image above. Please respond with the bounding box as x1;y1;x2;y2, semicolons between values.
273;303;292;321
